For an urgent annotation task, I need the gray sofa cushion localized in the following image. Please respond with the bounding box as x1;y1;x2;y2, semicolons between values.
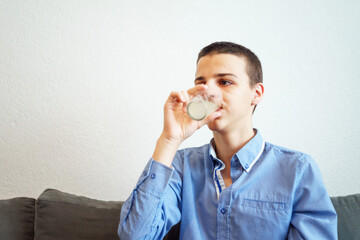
0;197;35;240
331;194;360;240
34;189;123;240
3;189;358;240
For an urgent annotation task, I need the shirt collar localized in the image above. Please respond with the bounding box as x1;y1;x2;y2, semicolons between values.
209;128;265;173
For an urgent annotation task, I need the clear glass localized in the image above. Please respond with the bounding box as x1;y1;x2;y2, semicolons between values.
186;87;223;121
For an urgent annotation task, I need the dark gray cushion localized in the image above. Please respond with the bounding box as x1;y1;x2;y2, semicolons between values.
163;222;180;240
34;189;123;240
331;194;360;240
0;197;35;240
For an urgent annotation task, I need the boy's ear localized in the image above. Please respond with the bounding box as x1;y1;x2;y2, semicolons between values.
251;83;264;106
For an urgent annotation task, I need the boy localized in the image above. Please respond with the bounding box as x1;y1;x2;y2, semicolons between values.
118;42;337;239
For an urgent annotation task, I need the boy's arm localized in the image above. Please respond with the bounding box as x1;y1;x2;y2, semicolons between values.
288;155;338;239
118;87;221;239
118;156;182;239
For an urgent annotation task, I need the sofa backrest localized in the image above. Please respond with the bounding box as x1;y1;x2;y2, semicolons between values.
331;194;360;240
34;189;123;240
0;197;35;240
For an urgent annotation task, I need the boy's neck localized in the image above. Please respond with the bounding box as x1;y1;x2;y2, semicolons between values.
213;127;256;165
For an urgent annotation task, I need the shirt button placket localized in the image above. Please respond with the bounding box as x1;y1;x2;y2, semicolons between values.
217;188;231;240
217;206;229;240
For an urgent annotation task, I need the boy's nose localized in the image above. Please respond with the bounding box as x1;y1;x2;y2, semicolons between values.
204;80;223;102
205;79;217;88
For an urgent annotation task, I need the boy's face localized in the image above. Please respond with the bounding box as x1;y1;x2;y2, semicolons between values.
195;53;262;133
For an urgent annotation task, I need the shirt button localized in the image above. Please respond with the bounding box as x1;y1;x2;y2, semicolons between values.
151;173;156;179
244;164;249;169
220;208;226;214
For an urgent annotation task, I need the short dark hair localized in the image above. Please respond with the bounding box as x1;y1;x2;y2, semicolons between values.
197;41;263;87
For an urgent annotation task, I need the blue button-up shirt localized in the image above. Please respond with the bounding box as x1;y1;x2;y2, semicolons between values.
118;130;337;239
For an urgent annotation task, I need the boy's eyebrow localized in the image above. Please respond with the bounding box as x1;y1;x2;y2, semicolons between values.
194;76;205;83
194;73;237;83
215;73;237;78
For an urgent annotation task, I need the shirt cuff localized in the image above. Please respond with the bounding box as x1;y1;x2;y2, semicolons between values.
136;158;174;198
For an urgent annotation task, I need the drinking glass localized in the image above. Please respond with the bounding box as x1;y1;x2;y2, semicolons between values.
187;87;223;121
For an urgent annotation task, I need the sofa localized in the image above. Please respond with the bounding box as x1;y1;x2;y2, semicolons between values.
0;189;359;240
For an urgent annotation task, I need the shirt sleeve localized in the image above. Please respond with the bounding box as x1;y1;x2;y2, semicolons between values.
288;154;338;240
118;155;183;240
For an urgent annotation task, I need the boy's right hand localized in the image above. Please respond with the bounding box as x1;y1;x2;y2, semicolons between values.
152;85;222;167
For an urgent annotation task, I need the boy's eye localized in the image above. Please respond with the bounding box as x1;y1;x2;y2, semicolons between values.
195;81;206;85
219;79;232;86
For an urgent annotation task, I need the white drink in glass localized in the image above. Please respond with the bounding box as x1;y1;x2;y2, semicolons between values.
187;96;220;121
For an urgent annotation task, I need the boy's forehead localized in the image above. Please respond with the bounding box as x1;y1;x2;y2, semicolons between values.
195;53;247;76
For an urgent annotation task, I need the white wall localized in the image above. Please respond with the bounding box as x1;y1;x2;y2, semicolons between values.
1;0;359;201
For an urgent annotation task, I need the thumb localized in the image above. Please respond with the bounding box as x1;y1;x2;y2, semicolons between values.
199;111;222;126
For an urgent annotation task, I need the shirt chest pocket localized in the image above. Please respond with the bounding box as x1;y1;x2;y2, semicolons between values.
242;199;285;211
239;198;289;222
230;198;291;238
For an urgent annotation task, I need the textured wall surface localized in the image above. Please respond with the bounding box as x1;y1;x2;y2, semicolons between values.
1;0;359;201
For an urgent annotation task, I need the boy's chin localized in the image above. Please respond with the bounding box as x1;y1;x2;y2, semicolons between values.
207;119;223;132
